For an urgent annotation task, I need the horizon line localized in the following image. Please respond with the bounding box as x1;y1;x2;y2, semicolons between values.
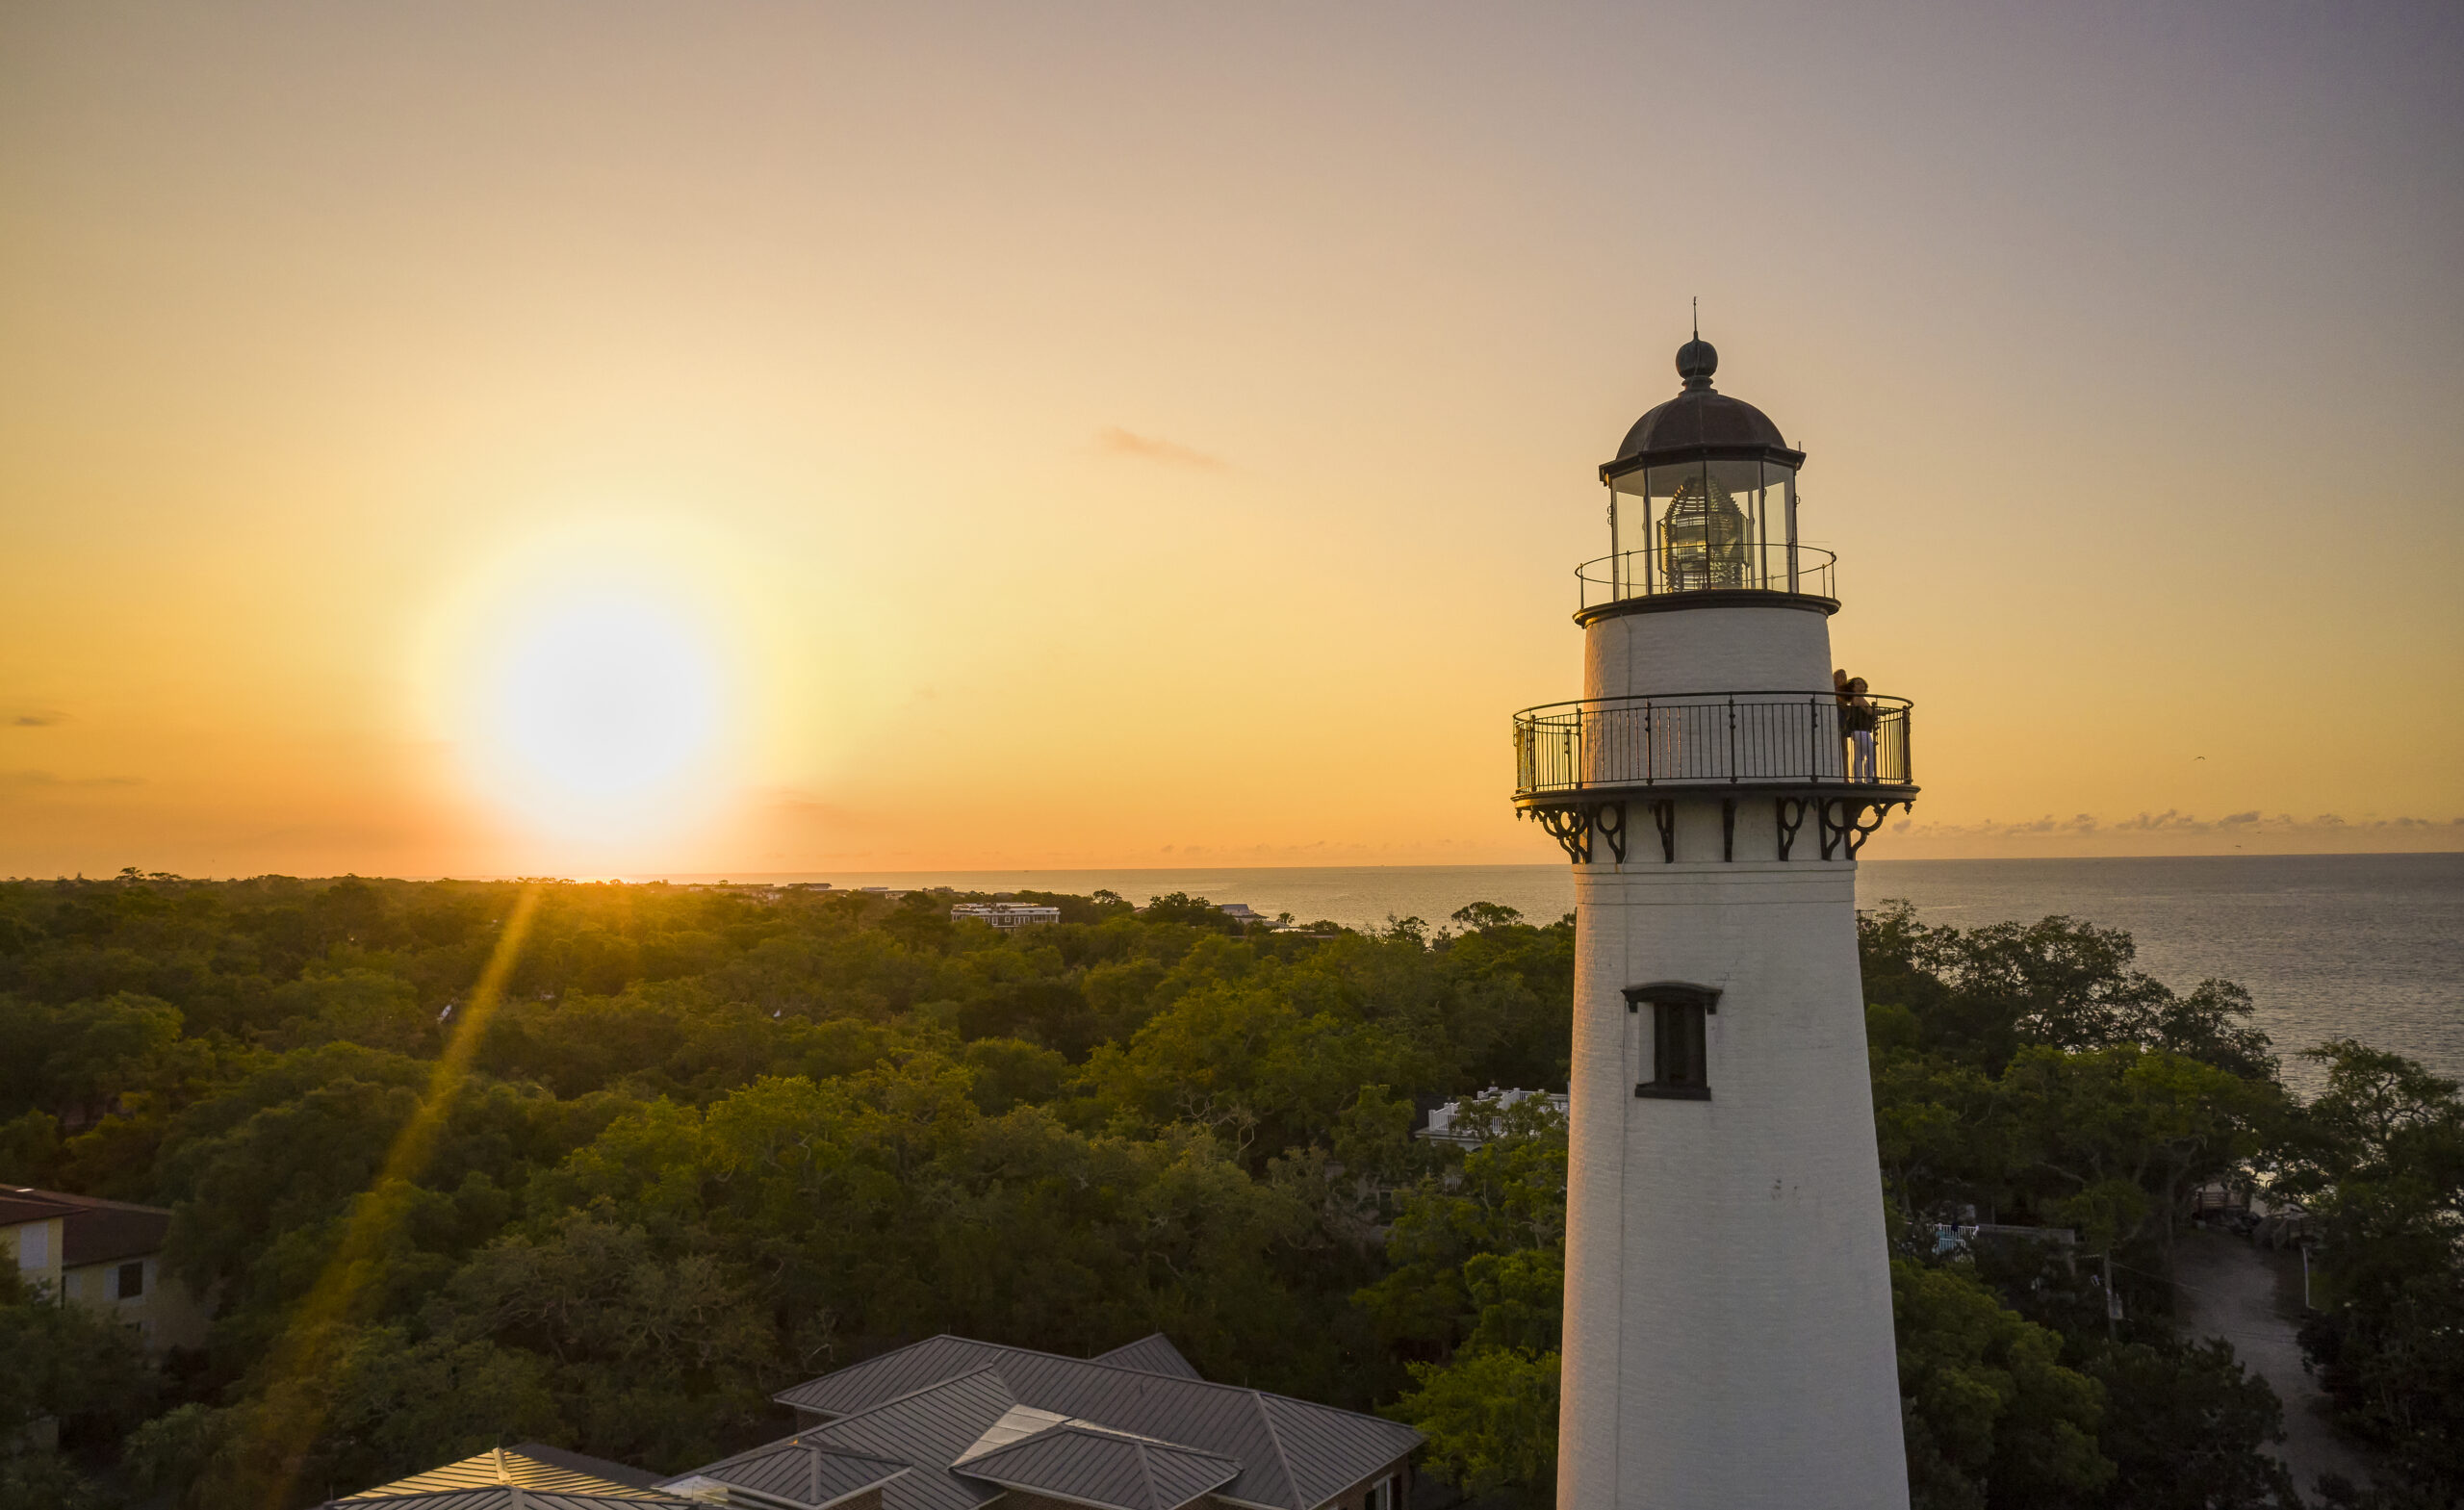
9;849;2459;885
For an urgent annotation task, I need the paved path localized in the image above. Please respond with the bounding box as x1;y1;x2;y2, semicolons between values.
2170;1228;2374;1502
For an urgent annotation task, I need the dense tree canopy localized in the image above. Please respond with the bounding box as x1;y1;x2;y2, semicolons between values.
0;877;2446;1508
2281;1042;2464;1505
0;878;1568;1504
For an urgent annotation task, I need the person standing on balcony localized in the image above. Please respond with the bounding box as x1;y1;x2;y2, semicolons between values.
1842;676;1879;781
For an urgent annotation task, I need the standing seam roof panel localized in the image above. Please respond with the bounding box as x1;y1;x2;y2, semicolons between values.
1090;1335;1204;1380
959;1426;1242;1510
320;1496;696;1510
770;1339;1420;1510
684;1442;908;1502
1256;1395;1421;1507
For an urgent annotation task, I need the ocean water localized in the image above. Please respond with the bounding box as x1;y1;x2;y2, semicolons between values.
704;854;2464;1088
1858;853;2464;1090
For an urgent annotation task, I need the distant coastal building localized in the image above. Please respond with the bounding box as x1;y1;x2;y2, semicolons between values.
318;1332;1423;1510
0;1185;212;1352
952;902;1063;932
1417;1088;1569;1147
1216;903;1268;926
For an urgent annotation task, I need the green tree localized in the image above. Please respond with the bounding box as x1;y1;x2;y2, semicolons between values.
0;1267;157;1509
1892;1258;2112;1510
267;969;432;1054
0;990;186;1123
1386;1344;1558;1505
420;1212;772;1469
1363;1096;1567;1504
2083;1338;2297;1509
2281;1041;2464;1498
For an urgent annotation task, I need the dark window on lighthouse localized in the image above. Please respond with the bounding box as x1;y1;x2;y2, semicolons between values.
1626;982;1720;1100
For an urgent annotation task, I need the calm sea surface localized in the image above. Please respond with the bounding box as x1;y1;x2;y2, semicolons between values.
692;855;2464;1089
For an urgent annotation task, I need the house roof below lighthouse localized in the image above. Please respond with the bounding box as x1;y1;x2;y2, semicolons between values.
1605;336;1798;476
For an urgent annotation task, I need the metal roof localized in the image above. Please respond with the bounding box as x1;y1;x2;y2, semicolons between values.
803;1369;1022;1510
329;1446;687;1503
669;1440;911;1508
319;1496;688;1510
507;1446;667;1492
689;1370;1018;1510
1611;387;1790;465
322;1487;694;1497
960;1424;1241;1510
770;1338;1421;1510
956;1405;1078;1461
1090;1335;1203;1380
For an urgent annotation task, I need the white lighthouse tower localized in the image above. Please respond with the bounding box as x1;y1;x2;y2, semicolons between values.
1519;332;1915;1509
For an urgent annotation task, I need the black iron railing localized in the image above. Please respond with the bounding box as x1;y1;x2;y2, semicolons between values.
1513;690;1913;796
1577;544;1837;610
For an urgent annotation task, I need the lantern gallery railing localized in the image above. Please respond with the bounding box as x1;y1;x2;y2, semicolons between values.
1513;690;1913;796
1577;544;1836;610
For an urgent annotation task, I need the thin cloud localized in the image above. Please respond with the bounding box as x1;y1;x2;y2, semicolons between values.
1096;426;1229;473
2116;809;2202;832
1;769;141;788
1886;810;2460;840
11;712;64;727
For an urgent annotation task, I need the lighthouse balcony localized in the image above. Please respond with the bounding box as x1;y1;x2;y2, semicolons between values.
1512;691;1915;862
1577;545;1837;614
1512;690;1914;800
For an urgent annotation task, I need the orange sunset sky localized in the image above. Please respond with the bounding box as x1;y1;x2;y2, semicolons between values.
3;2;2459;878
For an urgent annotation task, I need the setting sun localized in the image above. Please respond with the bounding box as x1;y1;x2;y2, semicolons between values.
475;590;722;817
418;521;762;854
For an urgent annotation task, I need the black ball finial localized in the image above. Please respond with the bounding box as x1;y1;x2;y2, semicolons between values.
1676;336;1718;390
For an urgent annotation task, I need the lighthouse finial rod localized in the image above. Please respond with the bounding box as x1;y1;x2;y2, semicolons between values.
1675;308;1717;389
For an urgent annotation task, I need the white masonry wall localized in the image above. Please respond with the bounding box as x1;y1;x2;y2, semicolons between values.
1584;601;1834;698
1553;601;1911;1510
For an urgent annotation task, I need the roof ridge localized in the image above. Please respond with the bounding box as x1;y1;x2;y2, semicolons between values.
817;1466;911;1510
1091;1333;1201;1381
1250;1395;1301;1510
807;1366;1017;1439
964;1421;1239;1472
2;1186;168;1216
0;1191;81;1216
693;1428;926;1478
784;1336;1400;1423
1130;1438;1167;1510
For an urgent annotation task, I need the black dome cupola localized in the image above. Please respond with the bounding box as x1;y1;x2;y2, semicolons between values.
1607;335;1798;476
1582;330;1827;617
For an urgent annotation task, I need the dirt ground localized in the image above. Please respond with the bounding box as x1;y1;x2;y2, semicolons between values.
2169;1227;2375;1503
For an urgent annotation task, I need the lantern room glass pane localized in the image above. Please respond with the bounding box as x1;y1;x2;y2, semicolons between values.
1656;460;1749;591
1604;458;1802;600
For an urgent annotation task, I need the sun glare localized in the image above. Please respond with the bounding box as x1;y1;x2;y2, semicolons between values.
486;593;721;803
425;521;758;852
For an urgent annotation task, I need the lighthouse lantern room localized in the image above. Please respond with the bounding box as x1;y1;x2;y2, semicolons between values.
1523;332;1917;1509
